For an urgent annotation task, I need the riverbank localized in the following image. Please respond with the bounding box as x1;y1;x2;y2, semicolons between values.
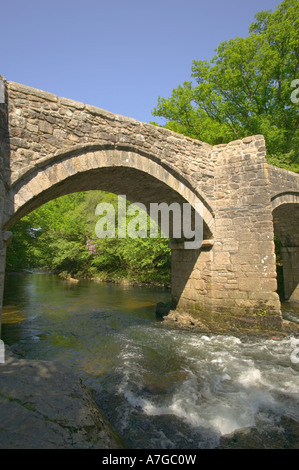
0;346;122;449
6;268;171;290
60;270;171;290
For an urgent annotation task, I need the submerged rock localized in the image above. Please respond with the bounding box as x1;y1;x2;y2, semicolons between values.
155;301;171;319
0;347;122;449
161;309;210;331
220;416;299;449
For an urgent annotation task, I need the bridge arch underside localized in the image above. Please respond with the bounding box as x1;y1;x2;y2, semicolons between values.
3;148;215;321
5;149;214;236
272;195;299;304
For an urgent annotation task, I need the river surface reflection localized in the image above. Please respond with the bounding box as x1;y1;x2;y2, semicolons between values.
2;272;299;449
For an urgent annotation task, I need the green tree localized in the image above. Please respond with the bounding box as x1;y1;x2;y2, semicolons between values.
6;192;93;275
89;193;171;284
6;190;171;285
152;0;299;172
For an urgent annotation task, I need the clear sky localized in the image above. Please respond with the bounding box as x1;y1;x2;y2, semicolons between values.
0;0;281;124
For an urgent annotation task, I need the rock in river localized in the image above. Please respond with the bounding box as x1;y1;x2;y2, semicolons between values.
0;347;122;449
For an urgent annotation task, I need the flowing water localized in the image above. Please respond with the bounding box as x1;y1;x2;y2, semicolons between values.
2;272;299;449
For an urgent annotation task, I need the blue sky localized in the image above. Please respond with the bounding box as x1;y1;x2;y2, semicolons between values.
1;0;281;123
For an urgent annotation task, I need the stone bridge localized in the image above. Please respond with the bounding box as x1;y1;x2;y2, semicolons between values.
0;77;298;335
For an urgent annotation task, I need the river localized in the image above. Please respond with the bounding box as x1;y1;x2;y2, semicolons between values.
2;272;299;449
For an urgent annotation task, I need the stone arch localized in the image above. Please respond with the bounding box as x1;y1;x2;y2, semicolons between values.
1;147;216;327
271;192;299;303
271;192;299;212
3;146;215;237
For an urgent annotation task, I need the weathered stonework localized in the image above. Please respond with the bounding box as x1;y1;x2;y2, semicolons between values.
0;77;298;335
0;76;11;336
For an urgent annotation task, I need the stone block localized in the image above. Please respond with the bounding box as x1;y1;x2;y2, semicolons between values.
213;251;230;265
15;185;34;204
239;278;277;292
59;97;85;110
39;120;53;134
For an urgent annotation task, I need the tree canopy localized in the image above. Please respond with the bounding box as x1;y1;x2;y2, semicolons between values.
152;0;299;172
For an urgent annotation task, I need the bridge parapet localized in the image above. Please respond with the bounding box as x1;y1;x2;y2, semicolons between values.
6;80;215;206
268;164;299;203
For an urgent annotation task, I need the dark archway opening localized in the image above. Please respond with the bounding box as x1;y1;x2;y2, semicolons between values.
273;203;299;304
274;234;285;301
4;190;173;287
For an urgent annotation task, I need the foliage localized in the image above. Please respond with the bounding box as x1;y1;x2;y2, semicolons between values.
5;219;38;269
6;191;171;285
151;0;299;172
7;192;92;275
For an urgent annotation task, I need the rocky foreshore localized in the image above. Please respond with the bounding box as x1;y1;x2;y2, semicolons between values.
0;346;122;449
